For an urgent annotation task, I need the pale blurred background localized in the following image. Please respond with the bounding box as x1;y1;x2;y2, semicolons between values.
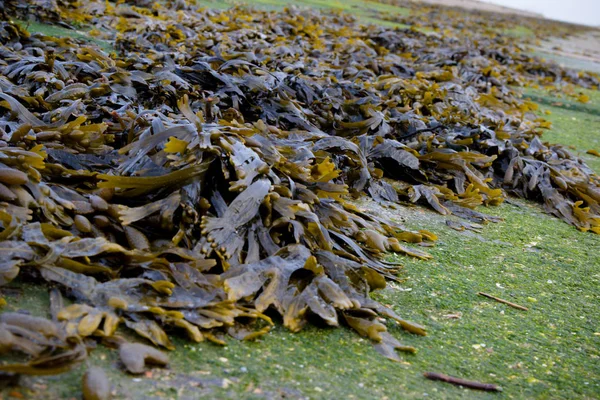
482;0;600;26
418;0;600;26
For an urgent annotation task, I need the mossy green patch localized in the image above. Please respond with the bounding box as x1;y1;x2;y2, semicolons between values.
523;87;600;173
13;19;113;52
225;0;410;15
196;0;410;28
357;15;410;30
504;25;534;38
195;0;233;10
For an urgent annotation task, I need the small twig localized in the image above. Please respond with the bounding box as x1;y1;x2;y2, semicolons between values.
424;372;502;392
477;292;528;311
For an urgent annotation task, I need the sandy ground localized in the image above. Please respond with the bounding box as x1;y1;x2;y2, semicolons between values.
539;30;600;64
409;0;542;17
532;30;600;73
411;0;600;73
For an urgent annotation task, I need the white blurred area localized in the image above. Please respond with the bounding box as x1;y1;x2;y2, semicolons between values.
416;0;600;26
481;0;600;26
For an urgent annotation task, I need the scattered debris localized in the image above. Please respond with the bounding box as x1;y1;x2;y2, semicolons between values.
477;292;529;311
423;371;502;391
446;220;484;232
587;149;600;157
442;313;462;319
119;343;169;375
82;366;111;400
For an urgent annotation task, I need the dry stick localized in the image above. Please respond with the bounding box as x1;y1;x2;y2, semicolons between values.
424;372;502;392
477;292;529;311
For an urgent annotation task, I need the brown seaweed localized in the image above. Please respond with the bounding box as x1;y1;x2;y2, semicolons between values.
119;342;169;374
0;0;599;377
82;366;111;400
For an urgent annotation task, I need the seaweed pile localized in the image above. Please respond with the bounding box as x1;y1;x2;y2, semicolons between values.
0;0;599;377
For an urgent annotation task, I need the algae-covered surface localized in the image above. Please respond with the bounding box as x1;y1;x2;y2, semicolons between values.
12;19;113;52
198;0;410;27
1;3;600;400
524;87;600;173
